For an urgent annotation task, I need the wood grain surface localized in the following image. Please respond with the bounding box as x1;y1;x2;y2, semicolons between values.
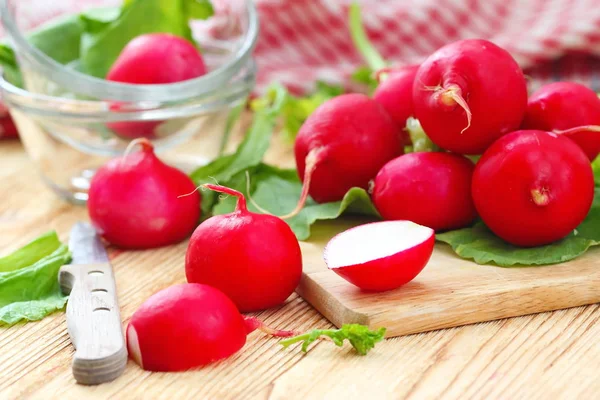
2;131;600;399
298;220;600;337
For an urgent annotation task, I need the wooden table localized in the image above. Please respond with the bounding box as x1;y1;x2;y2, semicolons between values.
1;138;600;400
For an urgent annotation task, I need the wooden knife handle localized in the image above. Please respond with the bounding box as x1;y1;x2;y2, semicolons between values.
59;263;128;385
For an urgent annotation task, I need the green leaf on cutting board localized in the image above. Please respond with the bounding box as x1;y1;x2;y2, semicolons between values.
0;232;71;325
80;0;214;78
211;163;380;240
436;189;600;266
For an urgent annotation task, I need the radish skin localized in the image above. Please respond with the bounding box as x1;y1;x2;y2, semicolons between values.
324;221;434;291
289;93;403;217
106;33;207;139
413;39;527;155
522;82;600;161
372;152;477;231
126;284;295;372
472;130;594;247
373;65;420;145
127;284;247;372
185;184;302;312
88;139;200;249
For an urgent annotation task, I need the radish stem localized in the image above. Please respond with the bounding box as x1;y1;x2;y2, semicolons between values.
202;184;247;212
349;2;386;72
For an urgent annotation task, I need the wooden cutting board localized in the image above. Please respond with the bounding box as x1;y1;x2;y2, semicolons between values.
297;217;600;338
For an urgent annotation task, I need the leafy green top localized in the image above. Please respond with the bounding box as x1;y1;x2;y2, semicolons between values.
0;0;214;83
280;324;386;355
0;231;71;325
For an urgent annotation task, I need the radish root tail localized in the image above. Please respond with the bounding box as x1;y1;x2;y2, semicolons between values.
120;138;153;168
245;170;276;215
244;317;298;338
554;125;600;135
280;148;322;220
439;85;472;134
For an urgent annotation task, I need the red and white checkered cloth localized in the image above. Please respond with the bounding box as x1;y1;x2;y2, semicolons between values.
2;0;600;137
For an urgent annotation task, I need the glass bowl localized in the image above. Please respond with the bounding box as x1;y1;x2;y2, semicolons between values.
0;0;258;204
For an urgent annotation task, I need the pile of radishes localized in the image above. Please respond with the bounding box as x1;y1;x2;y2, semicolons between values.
288;38;597;289
84;33;599;373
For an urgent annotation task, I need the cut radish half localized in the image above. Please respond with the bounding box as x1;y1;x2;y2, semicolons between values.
324;221;435;292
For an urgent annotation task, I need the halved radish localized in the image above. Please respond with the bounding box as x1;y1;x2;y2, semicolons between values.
324;221;435;292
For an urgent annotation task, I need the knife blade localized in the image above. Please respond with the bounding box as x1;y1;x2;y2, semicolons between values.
59;222;127;385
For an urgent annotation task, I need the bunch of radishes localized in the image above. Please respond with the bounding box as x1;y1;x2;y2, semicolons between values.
287;38;597;291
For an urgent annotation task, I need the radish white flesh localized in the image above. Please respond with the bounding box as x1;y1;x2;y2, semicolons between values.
324;221;435;292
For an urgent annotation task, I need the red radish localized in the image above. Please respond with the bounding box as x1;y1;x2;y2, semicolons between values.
412;39;527;155
472;130;594;247
107;33;206;84
371;152;476;231
106;33;207;139
522;81;600;161
0;116;18;139
106;103;161;140
288;93;402;217
127;283;294;372
373;65;419;144
185;184;302;312
88;138;200;249
324;220;434;292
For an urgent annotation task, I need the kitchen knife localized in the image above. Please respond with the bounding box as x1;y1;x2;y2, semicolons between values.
59;222;127;385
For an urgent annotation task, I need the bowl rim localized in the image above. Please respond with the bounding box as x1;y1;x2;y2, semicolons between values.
0;60;256;120
0;0;259;103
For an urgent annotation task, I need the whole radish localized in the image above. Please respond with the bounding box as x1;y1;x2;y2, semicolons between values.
185;184;302;312
373;65;419;144
107;33;206;84
522;81;600;161
88;138;200;249
106;33;207;139
127;283;294;372
472;130;594;247
413;39;528;155
371;152;477;231
287;93;402;217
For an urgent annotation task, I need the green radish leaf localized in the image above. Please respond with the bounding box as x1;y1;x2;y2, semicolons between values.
280;324;386;355
351;66;378;94
0;233;71;325
436;223;597;266
184;0;215;20
80;0;214;78
212;164;380;240
0;231;62;273
277;81;344;142
348;2;386;71
405;117;440;153
592;156;600;186
437;189;600;267
190;85;288;216
0;14;85;86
